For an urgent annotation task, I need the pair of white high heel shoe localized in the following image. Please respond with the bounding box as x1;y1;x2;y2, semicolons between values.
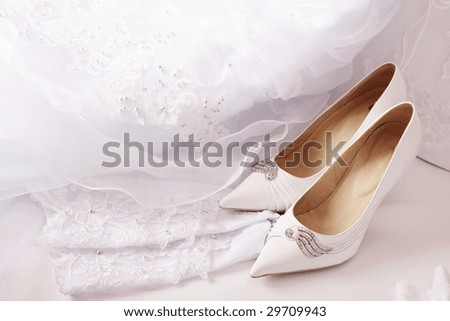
219;63;422;277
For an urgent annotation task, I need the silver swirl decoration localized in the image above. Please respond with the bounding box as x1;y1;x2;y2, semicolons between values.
285;227;332;258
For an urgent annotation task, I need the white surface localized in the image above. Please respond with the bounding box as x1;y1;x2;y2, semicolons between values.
1;157;449;300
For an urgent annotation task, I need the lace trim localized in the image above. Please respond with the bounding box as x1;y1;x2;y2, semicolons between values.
405;75;450;151
49;221;270;294
51;233;231;294
31;183;273;294
32;184;229;249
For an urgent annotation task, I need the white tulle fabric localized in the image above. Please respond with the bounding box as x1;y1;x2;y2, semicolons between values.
0;0;400;294
0;0;401;205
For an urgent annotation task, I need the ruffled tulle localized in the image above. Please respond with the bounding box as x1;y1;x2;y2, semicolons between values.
0;0;401;206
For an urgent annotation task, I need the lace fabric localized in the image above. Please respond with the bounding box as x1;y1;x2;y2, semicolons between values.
402;1;450;169
342;0;450;170
48;216;272;295
32;185;275;249
32;184;275;294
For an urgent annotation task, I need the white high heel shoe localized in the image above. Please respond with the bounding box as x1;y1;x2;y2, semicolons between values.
220;63;407;212
250;102;421;277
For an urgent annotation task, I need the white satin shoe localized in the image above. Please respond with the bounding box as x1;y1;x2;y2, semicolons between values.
250;102;421;277
220;63;406;212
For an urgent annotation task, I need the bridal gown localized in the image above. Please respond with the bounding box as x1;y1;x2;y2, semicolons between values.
0;0;404;295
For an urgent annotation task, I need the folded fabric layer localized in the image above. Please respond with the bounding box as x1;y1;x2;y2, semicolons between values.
33;185;276;249
48;219;272;295
33;184;276;294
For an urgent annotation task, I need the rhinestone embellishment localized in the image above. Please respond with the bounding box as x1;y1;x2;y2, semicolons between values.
285;227;332;258
251;160;278;180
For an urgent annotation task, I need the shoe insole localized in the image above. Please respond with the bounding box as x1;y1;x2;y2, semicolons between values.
295;122;404;235
277;87;385;178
